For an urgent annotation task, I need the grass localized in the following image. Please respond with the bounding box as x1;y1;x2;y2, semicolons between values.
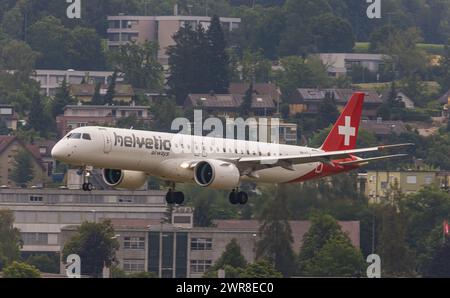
353;42;445;55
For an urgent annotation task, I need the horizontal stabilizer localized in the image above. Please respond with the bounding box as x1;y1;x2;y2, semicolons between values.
337;154;408;166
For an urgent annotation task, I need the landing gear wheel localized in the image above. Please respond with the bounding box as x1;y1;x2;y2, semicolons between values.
82;182;93;191
229;191;239;205
166;190;185;205
174;192;185;205
166;190;175;204
237;191;248;205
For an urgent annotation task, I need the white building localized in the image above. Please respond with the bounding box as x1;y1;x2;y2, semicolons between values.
31;69;122;97
318;53;389;77
107;15;241;65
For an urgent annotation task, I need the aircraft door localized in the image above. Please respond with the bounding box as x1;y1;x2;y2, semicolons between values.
101;129;113;154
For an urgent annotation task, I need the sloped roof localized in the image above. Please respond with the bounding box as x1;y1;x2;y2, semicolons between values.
69;83;135;97
229;83;280;102
293;88;382;104
0;136;46;170
186;93;275;109
360;120;408;136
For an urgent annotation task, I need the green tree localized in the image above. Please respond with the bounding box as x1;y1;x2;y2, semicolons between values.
110;41;163;91
3;261;41;278
206;15;230;94
213;239;247;270
276;56;330;100
311;13;355;53
91;82;104;105
27;92;50;136
9;150;34;187
437;40;450;93
167;24;197;104
425;238;450;277
27;16;72;69
256;186;296;277
62;220;119;278
377;193;415;277
104;70;118;105
0;209;21;270
298;213;364;277
51;78;73;118
239;260;283;278
300;233;365;277
68;26;106;70
26;254;59;274
0;39;39;81
241;49;272;83
317;92;339;129
238;82;253;118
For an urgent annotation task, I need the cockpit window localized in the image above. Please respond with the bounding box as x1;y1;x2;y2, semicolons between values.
66;133;72;139
70;133;81;139
82;133;91;140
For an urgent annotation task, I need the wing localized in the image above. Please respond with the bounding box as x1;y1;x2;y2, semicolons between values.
234;143;413;169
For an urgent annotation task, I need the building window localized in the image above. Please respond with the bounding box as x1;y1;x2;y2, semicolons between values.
123;259;145;272
30;196;43;202
190;260;212;273
22;233;48;245
406;176;417;184
191;238;212;251
123;236;145;250
424;176;433;185
381;182;388;190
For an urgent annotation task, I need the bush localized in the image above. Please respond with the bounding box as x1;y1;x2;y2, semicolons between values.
3;261;41;278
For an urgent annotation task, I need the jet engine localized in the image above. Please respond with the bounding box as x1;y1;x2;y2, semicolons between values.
102;169;147;190
194;160;240;189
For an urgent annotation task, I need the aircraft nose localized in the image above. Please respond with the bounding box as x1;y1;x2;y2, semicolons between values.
51;142;65;160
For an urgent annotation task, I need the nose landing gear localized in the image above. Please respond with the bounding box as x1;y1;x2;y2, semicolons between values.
78;166;94;192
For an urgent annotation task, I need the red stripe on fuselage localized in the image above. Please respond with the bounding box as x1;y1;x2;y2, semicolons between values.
287;156;360;183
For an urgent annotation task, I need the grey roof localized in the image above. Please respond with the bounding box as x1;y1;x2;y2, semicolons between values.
293;88;382;104
360;120;407;135
229;83;281;102
185;93;276;109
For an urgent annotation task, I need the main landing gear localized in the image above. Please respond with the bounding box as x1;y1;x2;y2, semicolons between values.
229;189;248;205
78;166;93;192
165;189;185;205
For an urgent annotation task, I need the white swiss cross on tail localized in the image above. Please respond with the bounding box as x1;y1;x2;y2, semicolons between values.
338;116;356;146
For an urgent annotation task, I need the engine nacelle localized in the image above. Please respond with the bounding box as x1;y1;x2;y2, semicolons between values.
102;169;147;190
194;160;240;190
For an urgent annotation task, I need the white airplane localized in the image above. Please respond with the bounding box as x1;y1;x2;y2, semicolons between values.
51;92;412;205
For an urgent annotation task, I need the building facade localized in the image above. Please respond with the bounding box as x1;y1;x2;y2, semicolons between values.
107;15;241;65
360;170;438;202
59;214;360;278
0;105;18;131
318;53;388;78
55;104;151;137
0;136;48;187
31;70;119;97
0;188;167;256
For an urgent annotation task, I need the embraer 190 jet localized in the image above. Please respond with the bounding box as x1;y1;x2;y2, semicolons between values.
51;92;412;205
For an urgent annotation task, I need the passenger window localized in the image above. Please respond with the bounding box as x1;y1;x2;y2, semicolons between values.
82;134;91;140
71;133;81;139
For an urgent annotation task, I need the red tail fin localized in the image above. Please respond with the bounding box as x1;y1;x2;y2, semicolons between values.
320;92;365;152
